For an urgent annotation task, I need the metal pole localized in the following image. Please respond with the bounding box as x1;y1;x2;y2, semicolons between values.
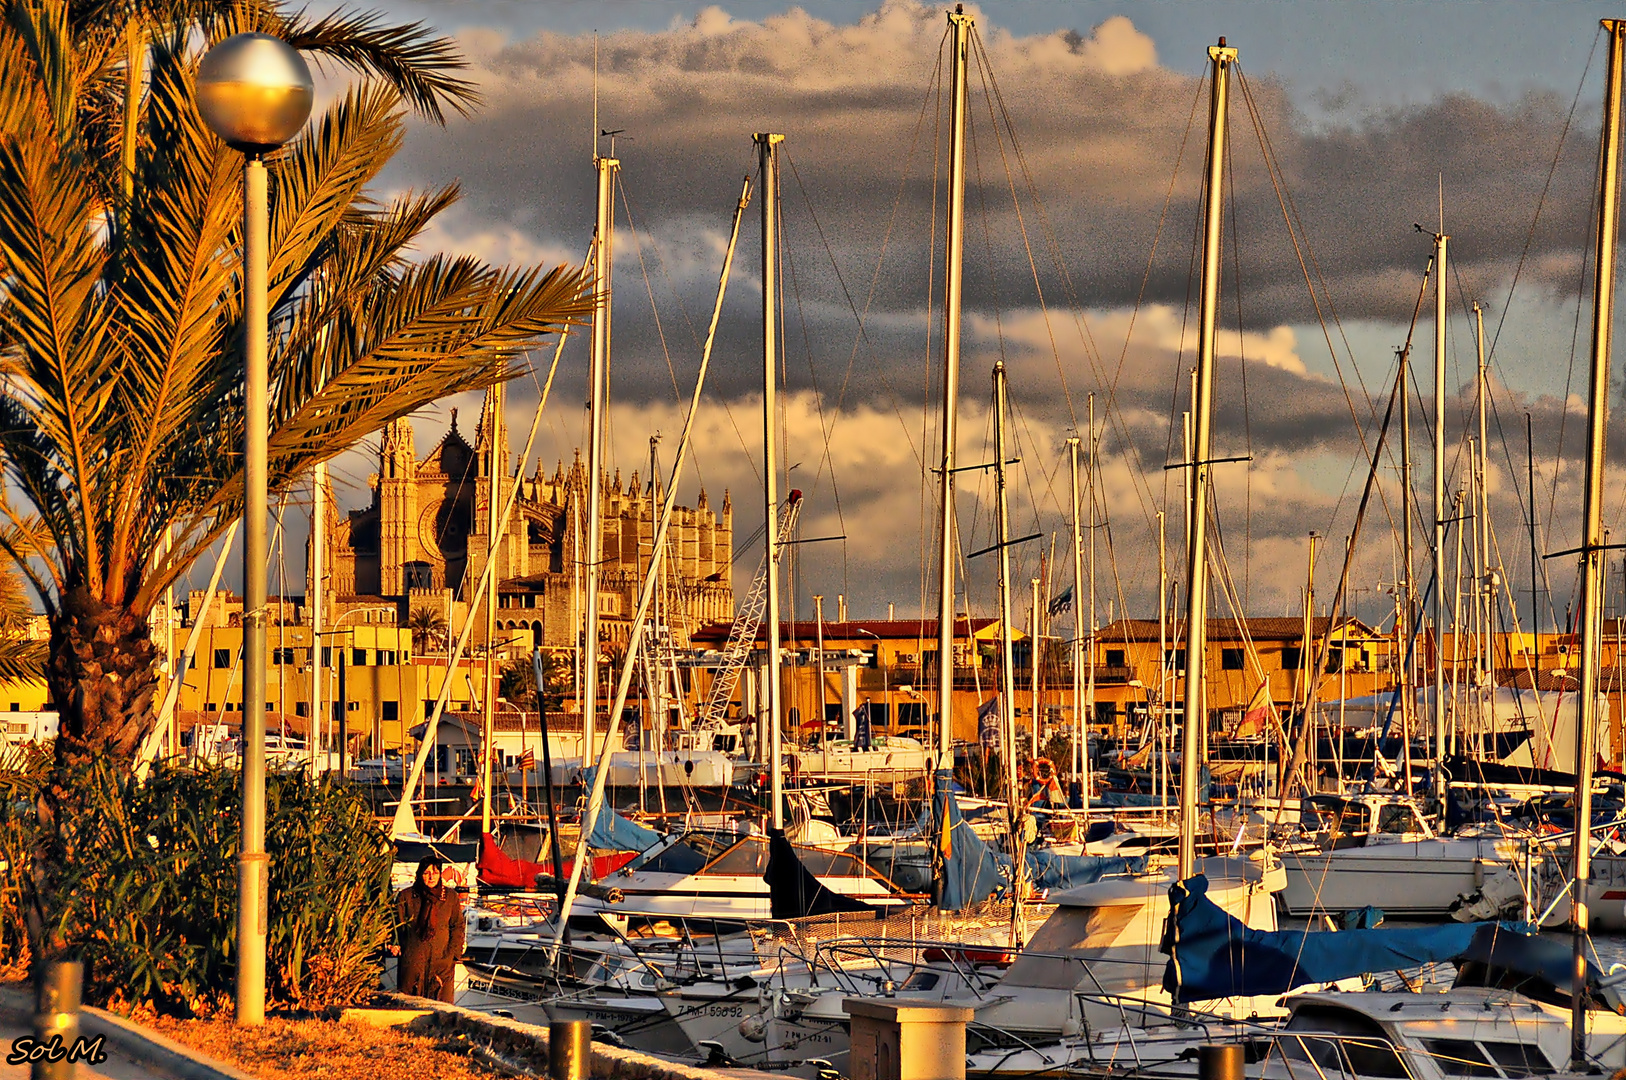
1400;346;1416;763
1528;413;1540;636
338;633;348;774
1069;437;1087;813
310;464;326;776
1030;577;1042;755
1179;38;1235;880
993;361;1024;937
1475;303;1490;734
1573;19;1625;1065
813;595;826;735
32;959;81;1080
584;154;617;764
1086;404;1097;812
936;7;973;764
235;154;269;1026
757;131;786;831
482;382;502;839
1431;226;1449;810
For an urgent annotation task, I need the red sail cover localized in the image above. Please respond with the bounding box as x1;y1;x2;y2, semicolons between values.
477;833;634;888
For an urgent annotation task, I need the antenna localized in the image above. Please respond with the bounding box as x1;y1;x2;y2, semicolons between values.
592;31;599;161
602;128;626;158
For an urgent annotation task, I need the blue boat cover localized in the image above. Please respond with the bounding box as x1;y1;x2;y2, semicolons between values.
580;769;663;852
1161;874;1487;1002
931;772;1141;906
1025;848;1145;890
934;770;1004;909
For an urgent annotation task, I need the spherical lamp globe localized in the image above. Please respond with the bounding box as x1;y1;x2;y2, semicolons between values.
196;33;313;153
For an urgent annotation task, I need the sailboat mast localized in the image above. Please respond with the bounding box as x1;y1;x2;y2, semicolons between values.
935;6;972;765
482;383;503;838
1070;436;1090;815
1474;303;1490;738
1572;18;1625;1063
1086;397;1097;810
1399;346;1415;772
1431;225;1449;807
756;131;786;832
993;361;1024;928
583;152;617;763
1178;37;1235;879
310;464;326;777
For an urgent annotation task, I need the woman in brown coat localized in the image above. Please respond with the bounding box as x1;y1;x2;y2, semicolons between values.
395;857;465;1002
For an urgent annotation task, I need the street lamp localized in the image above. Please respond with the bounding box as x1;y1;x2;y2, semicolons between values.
196;31;312;1028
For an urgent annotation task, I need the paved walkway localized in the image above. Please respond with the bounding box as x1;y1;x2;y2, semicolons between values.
0;1017;177;1080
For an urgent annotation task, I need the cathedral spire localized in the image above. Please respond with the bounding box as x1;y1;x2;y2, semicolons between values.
474;387;507;478
380;417;416;480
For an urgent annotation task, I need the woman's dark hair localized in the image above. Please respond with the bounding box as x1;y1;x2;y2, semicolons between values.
411;857;444;939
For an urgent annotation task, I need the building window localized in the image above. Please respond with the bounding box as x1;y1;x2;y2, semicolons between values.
351;648;367;667
295;702;308;717
213;648;231;669
204;703;217;712
1282;647;1303;671
1324;646;1344;673
382;701;399;724
1106;649;1126;667
272;648;296;666
320;647;332;668
1164;648;1185;669
404;561;433;591
1221;648;1244;671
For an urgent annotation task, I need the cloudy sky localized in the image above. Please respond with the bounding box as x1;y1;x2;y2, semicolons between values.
273;0;1626;640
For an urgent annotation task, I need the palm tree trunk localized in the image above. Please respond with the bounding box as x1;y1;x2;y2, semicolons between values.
26;588;159;967
47;586;160;770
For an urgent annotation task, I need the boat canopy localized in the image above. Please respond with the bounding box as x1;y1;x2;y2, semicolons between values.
1162;873;1495;1002
581;768;664;851
932;770;1140;910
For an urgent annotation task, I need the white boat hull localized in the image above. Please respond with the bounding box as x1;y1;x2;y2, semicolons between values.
1279;839;1511;917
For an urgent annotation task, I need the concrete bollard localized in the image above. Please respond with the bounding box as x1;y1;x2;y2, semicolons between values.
844;999;974;1080
1198;1043;1245;1080
33;959;83;1080
550;1019;592;1080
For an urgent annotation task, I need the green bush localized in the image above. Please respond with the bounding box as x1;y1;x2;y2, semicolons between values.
0;756;392;1015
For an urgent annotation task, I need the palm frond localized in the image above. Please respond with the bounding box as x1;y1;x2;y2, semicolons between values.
266;82;403;309
275;7;477;125
103;31;240;590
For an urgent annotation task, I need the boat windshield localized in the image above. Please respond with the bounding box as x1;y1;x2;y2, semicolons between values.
1282;1004;1407;1078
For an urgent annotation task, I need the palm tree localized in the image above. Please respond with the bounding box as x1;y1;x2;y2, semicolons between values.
407;605;448;653
0;1;591;774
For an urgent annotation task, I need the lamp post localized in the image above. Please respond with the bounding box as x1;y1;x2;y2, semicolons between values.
196;32;313;1028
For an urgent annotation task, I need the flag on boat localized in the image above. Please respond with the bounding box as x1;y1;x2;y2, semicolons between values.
1234;679;1273;737
1047;584;1073;616
853;702;873;751
977;695;1001;747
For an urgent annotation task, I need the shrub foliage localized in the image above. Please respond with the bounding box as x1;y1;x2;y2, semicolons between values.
0;756;391;1014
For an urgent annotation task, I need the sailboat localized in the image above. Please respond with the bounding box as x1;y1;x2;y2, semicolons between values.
990;18;1626;1080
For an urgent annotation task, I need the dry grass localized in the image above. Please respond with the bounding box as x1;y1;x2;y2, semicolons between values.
150;1013;534;1079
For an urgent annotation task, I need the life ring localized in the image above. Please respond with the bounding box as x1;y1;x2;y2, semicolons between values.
1031;757;1055;782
